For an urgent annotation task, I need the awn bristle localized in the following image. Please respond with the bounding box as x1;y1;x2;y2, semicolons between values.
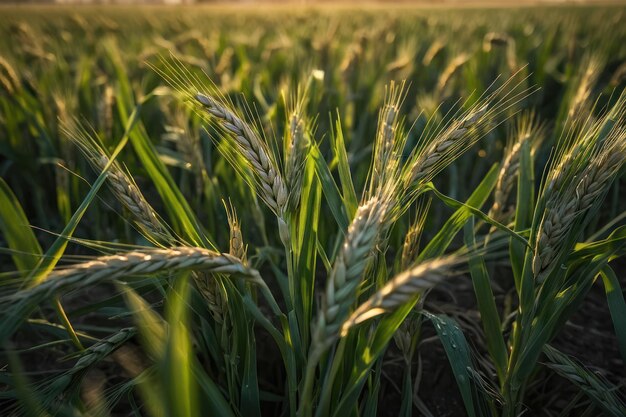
341;256;461;336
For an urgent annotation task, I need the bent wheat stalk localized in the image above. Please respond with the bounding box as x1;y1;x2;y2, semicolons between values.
13;246;259;301
0;247;265;341
64;122;173;244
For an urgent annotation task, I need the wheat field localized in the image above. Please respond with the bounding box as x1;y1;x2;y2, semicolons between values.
0;3;626;417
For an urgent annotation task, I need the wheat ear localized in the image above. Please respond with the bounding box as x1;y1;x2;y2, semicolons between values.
65;123;172;243
94;155;173;242
409;102;489;185
489;112;545;223
197;201;247;324
543;345;626;416
533;112;626;279
341;256;461;336
401;199;431;269
196;93;288;217
0;247;262;341
17;247;258;301
313;196;390;350
369;81;405;195
284;110;308;211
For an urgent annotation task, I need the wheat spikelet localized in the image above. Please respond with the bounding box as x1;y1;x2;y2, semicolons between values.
393;313;421;363
482;32;517;72
224;201;246;262
98;85;115;140
10;328;138;416
195;201;247;324
401;199;431;270
73;328;137;371
536;141;625;278
194;271;226;324
532;193;578;278
153;56;289;222
1;247;261;340
408;71;536;194
609;61;626;87
0;55;18;94
567;55;603;122
94;155;173;242
436;53;469;95
341;256;461;336
482;32;510;51
422;39;444;66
